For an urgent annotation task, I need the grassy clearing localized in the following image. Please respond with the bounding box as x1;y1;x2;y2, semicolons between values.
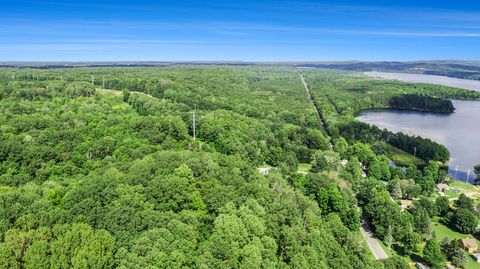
387;145;424;167
97;88;130;110
429;188;458;201
431;218;469;241
97;88;123;96
297;163;311;174
450;180;480;200
444;188;460;199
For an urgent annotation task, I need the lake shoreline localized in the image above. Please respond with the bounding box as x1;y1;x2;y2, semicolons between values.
354;72;480;183
354;107;455;117
357;100;480;183
364;71;480;92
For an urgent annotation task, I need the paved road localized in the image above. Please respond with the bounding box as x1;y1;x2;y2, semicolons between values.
360;220;388;260
301;73;387;259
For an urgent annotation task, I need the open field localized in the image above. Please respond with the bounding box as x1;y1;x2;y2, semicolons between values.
387;145;425;167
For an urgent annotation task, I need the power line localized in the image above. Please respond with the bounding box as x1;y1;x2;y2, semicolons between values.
190;104;197;145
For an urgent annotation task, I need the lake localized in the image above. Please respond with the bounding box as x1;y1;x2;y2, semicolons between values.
359;72;480;182
365;71;480;91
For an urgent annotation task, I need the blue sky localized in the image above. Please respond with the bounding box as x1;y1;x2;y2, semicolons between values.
1;0;480;61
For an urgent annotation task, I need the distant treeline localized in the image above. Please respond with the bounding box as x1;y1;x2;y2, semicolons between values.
389;94;454;113
339;121;450;162
296;61;480;80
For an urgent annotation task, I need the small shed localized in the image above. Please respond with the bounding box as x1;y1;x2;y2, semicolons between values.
436;183;449;192
459;238;479;253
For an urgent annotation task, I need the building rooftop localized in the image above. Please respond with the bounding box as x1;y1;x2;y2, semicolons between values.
460;238;478;248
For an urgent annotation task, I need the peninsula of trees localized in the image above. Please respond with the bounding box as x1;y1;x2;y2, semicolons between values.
389;94;455;113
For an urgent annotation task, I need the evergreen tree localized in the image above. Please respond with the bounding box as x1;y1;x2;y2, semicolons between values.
475;164;480;182
450;208;478;234
455;194;474;212
440;237;467;268
423;238;445;268
435;196;450;216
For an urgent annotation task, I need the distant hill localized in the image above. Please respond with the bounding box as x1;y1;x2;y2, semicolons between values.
289;61;480;80
2;60;480;80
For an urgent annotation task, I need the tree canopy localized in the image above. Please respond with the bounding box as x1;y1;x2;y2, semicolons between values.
0;66;477;268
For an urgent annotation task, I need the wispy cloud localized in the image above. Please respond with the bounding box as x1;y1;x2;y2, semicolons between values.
3;19;480;39
325;30;480;38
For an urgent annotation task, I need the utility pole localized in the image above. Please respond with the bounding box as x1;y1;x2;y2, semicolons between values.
91;75;95;84
467;169;471;183
455;166;459;179
102;76;105;89
413;146;417;158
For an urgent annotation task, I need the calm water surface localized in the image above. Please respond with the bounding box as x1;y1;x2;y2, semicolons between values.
358;72;480;182
365;71;480;91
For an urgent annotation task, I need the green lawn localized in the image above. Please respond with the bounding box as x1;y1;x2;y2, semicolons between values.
387;145;424;167
431;219;469;241
428;179;480;201
451;180;477;191
466;258;480;269
444;188;460;199
431;219;480;269
450;180;480;200
429;190;457;201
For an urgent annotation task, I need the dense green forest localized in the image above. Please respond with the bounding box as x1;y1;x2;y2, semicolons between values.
338;121;450;162
1;66;480;268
